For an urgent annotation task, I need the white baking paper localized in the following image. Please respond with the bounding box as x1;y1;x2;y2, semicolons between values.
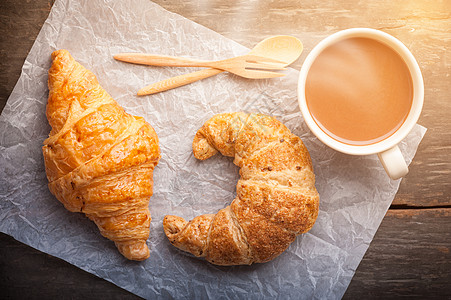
0;0;427;299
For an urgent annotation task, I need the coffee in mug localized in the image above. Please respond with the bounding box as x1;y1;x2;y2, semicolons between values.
298;28;424;180
305;37;413;146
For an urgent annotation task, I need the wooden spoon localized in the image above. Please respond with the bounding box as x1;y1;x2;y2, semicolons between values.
136;35;303;95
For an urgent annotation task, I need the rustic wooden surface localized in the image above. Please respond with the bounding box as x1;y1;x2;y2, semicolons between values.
1;0;450;299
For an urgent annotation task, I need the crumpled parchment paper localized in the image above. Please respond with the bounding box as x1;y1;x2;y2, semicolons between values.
0;0;427;299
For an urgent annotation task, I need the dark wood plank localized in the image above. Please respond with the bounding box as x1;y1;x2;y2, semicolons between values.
0;233;140;299
345;208;451;299
0;0;55;112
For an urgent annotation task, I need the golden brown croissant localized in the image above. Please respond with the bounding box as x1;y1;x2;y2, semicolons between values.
163;112;319;265
42;50;160;261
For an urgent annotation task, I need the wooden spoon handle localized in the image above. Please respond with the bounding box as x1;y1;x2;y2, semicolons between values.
137;68;223;95
114;53;209;67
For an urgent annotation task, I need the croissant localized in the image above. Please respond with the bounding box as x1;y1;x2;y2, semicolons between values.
163;112;319;265
42;50;160;261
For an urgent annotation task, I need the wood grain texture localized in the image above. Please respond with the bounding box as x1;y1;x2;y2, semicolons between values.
0;233;140;299
345;209;451;299
0;0;450;299
0;0;55;112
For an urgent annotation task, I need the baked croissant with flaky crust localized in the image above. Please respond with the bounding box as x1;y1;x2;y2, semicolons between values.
163;112;319;265
42;50;160;261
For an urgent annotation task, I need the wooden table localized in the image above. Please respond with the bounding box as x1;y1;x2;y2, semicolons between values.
1;1;450;298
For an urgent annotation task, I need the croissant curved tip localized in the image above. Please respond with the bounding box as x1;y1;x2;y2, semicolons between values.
116;241;150;261
192;132;218;160
163;215;187;237
50;49;71;61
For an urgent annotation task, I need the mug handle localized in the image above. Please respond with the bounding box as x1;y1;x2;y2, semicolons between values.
377;146;408;180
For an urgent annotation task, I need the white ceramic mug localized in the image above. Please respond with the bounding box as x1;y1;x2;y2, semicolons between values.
298;28;424;180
